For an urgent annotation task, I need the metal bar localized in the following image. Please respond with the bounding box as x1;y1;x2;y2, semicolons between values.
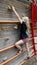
31;1;37;55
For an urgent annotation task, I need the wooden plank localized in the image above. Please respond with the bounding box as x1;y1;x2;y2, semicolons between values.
1;46;34;65
0;49;27;65
0;20;20;24
0;45;33;53
19;60;26;65
0;45;14;52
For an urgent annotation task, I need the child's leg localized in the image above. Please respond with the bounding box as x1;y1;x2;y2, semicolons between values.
23;38;30;58
25;42;30;58
15;40;24;51
25;37;33;58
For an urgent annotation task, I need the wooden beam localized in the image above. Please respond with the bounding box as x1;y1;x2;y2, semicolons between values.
0;45;14;52
0;45;34;65
0;45;33;53
1;49;27;65
0;20;20;24
0;20;31;24
19;60;26;65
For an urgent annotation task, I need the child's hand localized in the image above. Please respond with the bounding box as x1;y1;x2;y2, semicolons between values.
12;6;15;10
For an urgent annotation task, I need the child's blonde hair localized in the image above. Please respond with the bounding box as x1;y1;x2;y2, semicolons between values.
22;16;30;33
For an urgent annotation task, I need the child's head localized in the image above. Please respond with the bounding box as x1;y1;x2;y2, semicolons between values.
22;16;29;22
22;16;30;33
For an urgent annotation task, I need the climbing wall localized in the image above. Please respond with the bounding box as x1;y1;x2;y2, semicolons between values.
0;0;31;50
0;0;34;65
0;24;20;49
0;0;30;20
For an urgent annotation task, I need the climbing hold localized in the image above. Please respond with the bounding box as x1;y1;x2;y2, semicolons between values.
25;4;30;9
14;25;18;29
4;38;9;42
8;5;12;11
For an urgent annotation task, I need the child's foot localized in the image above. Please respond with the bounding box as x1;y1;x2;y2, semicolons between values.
19;51;22;54
27;57;30;59
16;50;23;55
16;51;21;55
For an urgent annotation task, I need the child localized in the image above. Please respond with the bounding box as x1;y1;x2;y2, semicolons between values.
12;6;32;58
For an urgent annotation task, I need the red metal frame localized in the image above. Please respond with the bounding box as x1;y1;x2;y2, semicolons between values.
32;2;37;21
31;0;37;55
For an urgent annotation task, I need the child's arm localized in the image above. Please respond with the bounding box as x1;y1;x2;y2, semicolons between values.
12;6;22;23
